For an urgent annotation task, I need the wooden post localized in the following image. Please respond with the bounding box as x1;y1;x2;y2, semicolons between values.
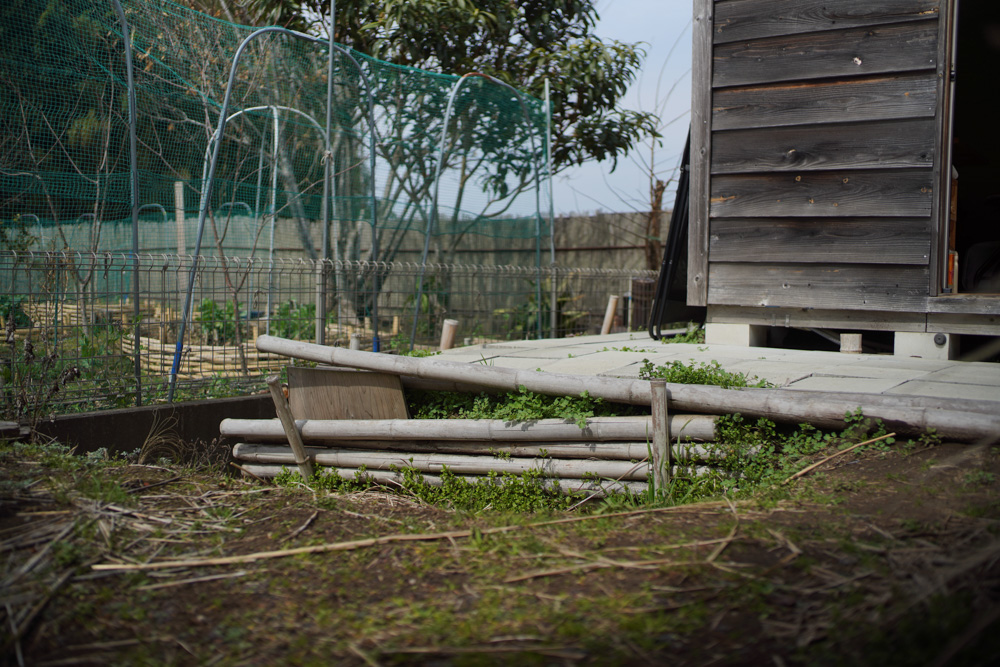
174;181;187;296
840;333;863;354
650;379;670;492
266;375;314;480
439;319;458;351
174;180;186;255
601;295;619;335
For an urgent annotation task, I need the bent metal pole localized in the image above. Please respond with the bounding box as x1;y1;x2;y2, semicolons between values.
255;335;1000;442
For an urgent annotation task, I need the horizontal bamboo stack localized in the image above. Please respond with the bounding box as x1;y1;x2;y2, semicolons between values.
223;414;722;496
23;300;157;328
122;334;285;379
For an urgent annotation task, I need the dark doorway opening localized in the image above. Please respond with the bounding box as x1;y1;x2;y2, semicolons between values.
952;2;1000;294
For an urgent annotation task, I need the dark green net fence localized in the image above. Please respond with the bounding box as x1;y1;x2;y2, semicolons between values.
0;0;552;265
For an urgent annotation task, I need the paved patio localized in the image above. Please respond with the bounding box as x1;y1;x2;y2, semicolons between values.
437;331;1000;407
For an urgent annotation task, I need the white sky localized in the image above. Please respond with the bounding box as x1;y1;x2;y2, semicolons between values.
552;0;693;215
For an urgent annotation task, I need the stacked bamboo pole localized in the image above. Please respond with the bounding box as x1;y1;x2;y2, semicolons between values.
223;414;720;493
122;335;285;378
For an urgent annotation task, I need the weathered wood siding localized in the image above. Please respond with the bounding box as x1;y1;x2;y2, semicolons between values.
690;0;945;312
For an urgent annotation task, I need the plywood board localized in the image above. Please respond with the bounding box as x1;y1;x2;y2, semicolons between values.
286;366;409;421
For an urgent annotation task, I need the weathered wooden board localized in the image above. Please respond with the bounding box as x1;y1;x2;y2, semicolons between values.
710;170;934;218
711;118;935;174
924;296;1000;316
713;74;938;131
714;0;941;44
927;312;1000;335
707;263;931;311
713;21;939;88
286;366;408;421
709;218;931;265
689;0;715;306
706;304;928;332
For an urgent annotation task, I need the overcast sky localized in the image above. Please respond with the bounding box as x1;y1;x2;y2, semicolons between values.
552;0;693;215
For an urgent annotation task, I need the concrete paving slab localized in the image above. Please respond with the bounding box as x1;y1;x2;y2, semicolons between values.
543;354;653;376
571;341;668;354
810;364;935;381
597;362;652;378
723;360;817;387
434;351;505;364
435;333;1000;408
919;364;1000;387
784;376;908;394
501;347;603;359
482;357;564;371
480;341;546;350
886;380;1000;402
851;357;954;372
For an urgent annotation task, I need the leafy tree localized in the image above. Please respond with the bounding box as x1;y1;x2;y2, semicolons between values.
246;0;657;172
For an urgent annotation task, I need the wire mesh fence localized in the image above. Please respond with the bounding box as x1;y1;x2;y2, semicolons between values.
1;250;657;419
0;0;552;260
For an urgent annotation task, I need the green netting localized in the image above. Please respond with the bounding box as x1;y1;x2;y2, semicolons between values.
0;0;552;267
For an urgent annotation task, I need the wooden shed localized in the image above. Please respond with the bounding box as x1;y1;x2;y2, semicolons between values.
688;0;1000;356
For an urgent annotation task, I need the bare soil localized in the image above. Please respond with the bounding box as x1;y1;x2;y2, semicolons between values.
2;439;999;666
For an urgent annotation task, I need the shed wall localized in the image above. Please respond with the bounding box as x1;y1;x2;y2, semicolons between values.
690;0;945;315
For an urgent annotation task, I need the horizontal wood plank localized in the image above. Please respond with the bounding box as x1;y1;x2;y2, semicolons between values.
710;170;934;218
925;296;1000;316
927;313;1000;335
709;218;930;265
714;0;940;44
713;21;939;88
707;263;931;311
707;304;927;331
712;73;937;131
712;118;935;173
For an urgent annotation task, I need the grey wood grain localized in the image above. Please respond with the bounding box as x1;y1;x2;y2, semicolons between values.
709;218;931;265
713;73;937;131
714;0;940;44
710;170;935;218
689;0;714;306
713;21;938;88
711;118;935;173
707;263;930;311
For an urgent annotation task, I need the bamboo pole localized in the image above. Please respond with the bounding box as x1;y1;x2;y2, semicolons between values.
266;375;314;480
650;379;670;491
255;335;1000;441
223;437;721;461
233;443;649;480
220;415;717;443
233;462;651;495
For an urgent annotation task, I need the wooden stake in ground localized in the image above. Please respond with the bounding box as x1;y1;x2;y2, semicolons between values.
650;379;671;491
601;295;619;335
266;375;314;480
439;319;458;351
